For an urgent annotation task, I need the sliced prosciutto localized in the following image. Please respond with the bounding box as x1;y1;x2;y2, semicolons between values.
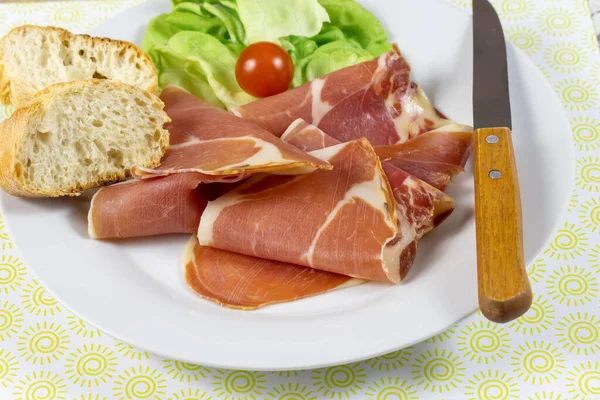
376;124;473;191
282;119;455;234
185;127;458;308
233;45;452;145
283;119;473;191
184;237;359;310
131;87;331;180
199;138;423;283
88;174;220;239
282;119;342;150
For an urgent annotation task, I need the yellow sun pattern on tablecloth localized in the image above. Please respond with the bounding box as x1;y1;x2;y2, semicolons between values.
13;370;68;400
566;361;600;399
571;116;600;151
572;0;591;14
17;321;70;365
591;61;600;86
5;3;39;15
364;377;418;400
212;370;267;400
546;265;599;306
0;213;13;251
527;391;564;400
510;341;565;385
162;359;211;384
64;343;118;388
528;257;547;283
425;326;457;344
568;190;580;212
91;0;131;13
545;42;588;73
506;26;543;56
0;254;26;295
555;312;600;355
113;365;168;400
411;348;466;393
114;340;150;361
576;156;600;192
464;370;520;400
544;222;588;260
536;7;580;36
267;383;316;400
492;0;536;22
0;348;19;389
536;64;553;82
582;30;600;58
578;196;600;233
457;320;511;364
312;363;366;400
21;279;62;317
0;300;24;341
46;2;88;31
66;315;102;339
589;243;600;272
271;371;301;377
365;348;412;372
509;295;556;335
73;394;109;400
168;388;212;400
555;78;598;111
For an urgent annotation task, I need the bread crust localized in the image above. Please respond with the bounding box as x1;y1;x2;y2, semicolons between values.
0;103;40;196
0;79;170;197
0;25;158;108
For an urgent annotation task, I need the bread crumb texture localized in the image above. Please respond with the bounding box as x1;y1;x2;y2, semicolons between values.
0;79;169;197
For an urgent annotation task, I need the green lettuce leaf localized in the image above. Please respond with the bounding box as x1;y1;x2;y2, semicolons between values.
236;0;329;43
317;0;392;56
281;3;391;88
143;1;244;54
291;40;373;87
152;31;255;109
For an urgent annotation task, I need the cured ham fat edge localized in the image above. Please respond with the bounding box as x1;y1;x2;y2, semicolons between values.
132;87;332;180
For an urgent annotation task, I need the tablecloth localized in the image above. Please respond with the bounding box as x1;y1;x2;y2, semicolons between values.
0;0;599;399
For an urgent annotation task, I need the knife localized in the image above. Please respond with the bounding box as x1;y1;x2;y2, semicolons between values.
472;0;532;323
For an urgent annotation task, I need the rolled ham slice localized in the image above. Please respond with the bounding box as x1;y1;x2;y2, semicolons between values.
233;45;452;145
184;237;359;310
283;119;473;191
131;87;331;180
88;174;219;239
198;138;419;283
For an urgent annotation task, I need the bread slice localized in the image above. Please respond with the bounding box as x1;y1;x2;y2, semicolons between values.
0;79;170;197
0;25;158;108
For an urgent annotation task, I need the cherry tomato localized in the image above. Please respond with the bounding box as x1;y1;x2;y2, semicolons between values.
235;42;294;98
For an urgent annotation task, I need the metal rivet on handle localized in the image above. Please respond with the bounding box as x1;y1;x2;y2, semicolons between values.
489;170;502;179
486;135;499;144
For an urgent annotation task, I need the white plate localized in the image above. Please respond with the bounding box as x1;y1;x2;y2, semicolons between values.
1;0;574;370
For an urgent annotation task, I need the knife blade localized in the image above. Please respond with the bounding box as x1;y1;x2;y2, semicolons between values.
473;0;512;130
472;0;532;323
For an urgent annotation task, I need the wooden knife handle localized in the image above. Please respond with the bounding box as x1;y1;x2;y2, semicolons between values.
473;127;532;323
